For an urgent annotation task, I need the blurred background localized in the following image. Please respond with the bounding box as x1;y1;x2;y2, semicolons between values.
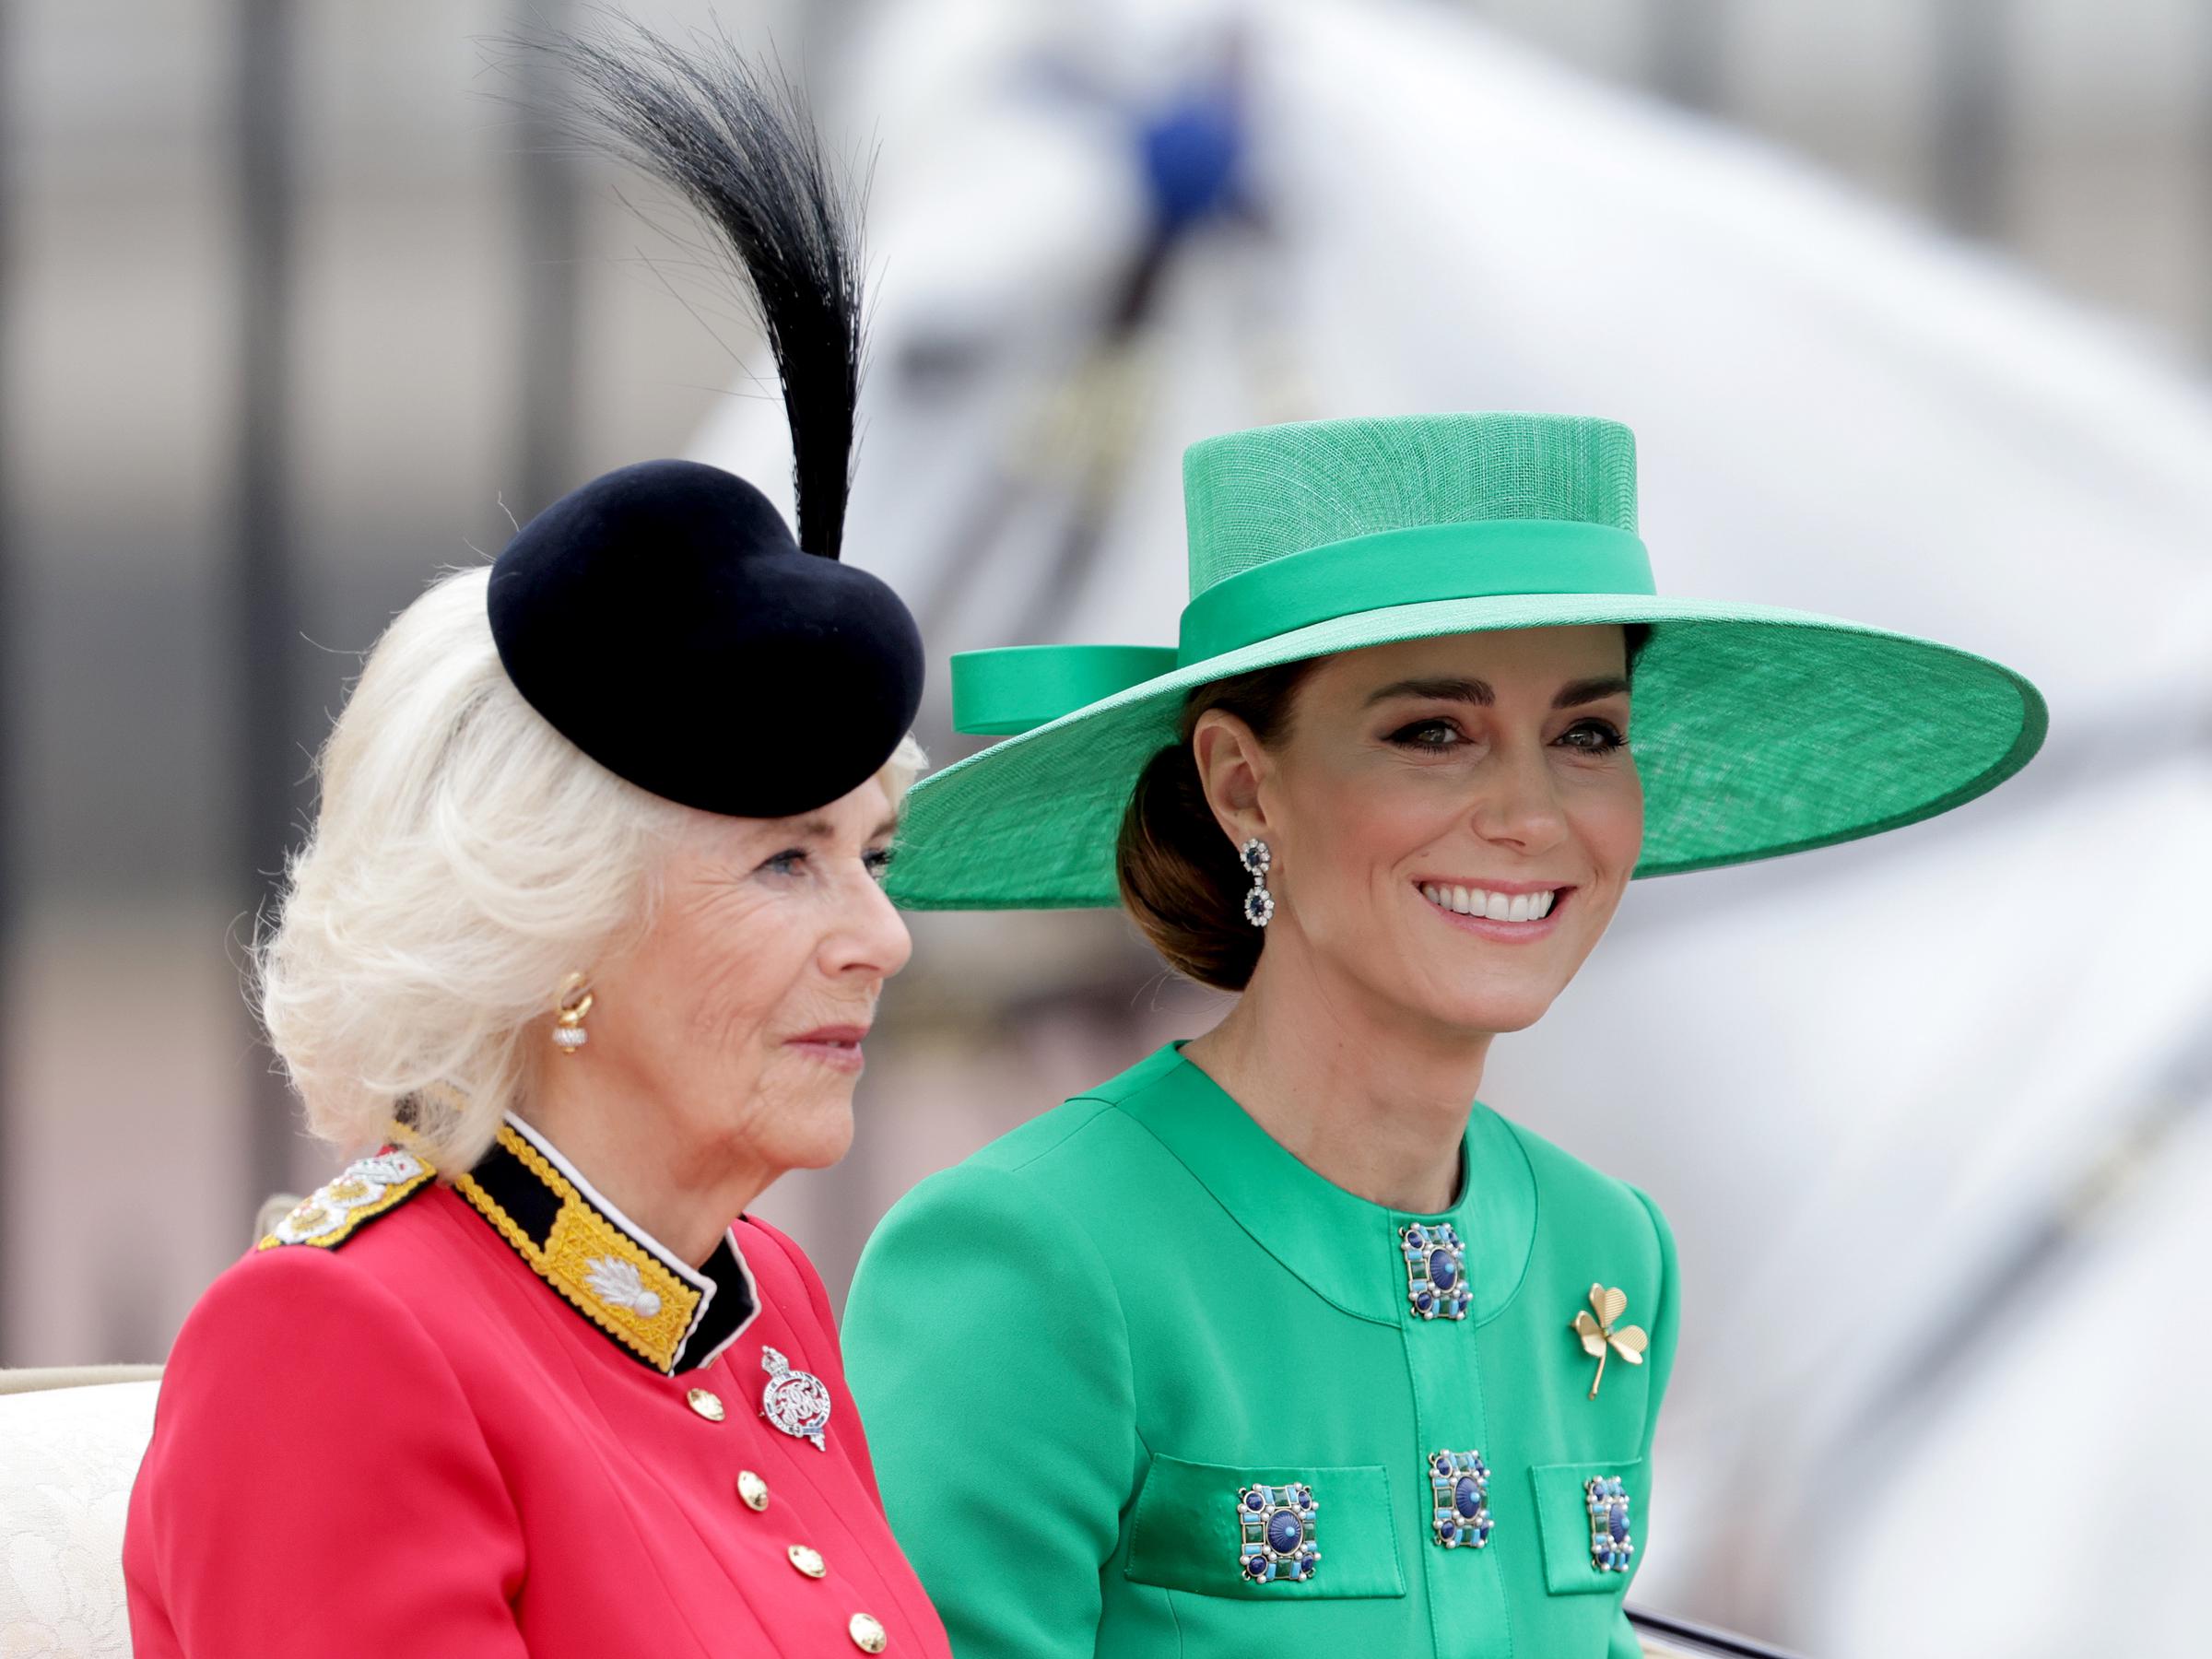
6;0;2212;1652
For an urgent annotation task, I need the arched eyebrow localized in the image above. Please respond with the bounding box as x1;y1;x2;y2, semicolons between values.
779;814;902;842
1554;676;1630;708
1362;675;1630;711
1364;676;1492;708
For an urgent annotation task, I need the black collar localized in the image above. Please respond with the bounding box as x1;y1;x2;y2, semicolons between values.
453;1113;758;1375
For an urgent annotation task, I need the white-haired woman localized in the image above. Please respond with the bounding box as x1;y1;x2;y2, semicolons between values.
123;29;954;1659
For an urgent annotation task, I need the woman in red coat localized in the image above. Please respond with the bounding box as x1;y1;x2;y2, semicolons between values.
124;27;949;1657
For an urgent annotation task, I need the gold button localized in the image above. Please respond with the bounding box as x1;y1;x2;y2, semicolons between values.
686;1387;725;1422
736;1470;770;1512
787;1543;828;1579
848;1612;888;1653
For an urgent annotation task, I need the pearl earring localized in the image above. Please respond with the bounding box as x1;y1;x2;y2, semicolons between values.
1240;839;1275;927
552;972;594;1054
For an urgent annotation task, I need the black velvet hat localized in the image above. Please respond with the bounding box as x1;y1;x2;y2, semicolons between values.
488;23;922;819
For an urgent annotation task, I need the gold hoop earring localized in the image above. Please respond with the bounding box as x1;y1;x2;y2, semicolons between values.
553;972;594;1055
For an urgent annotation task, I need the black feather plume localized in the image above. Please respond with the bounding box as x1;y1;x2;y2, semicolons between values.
532;17;866;559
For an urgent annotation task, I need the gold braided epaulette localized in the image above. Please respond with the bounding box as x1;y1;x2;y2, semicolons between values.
258;1146;436;1251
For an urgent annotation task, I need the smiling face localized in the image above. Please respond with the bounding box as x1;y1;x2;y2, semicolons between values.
1194;626;1644;1040
567;771;912;1183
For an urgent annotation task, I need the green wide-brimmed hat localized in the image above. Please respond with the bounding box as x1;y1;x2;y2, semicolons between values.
888;413;2045;910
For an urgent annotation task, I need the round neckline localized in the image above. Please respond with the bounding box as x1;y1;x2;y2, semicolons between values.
1112;1041;1535;1327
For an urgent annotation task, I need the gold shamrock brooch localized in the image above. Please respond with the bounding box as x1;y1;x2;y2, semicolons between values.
1571;1284;1647;1400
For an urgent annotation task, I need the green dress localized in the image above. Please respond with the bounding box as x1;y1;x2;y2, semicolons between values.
843;1042;1678;1659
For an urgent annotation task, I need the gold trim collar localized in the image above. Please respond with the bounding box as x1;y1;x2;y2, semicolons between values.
453;1114;759;1375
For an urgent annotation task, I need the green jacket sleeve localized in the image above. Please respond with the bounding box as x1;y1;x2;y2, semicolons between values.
844;1160;1138;1659
1612;1183;1682;1659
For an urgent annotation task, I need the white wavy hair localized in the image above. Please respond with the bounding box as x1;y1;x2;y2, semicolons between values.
255;564;924;1174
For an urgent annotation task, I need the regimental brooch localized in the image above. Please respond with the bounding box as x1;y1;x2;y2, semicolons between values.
1571;1284;1647;1400
1428;1450;1493;1549
1585;1476;1634;1572
1236;1482;1320;1583
1399;1223;1470;1321
759;1346;832;1451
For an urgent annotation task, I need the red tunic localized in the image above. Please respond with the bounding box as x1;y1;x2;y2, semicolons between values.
124;1121;953;1658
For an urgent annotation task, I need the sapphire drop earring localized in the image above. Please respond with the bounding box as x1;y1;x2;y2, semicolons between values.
1241;839;1275;927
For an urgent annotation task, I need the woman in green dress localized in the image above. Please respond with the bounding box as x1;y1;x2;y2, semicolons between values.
842;413;2044;1658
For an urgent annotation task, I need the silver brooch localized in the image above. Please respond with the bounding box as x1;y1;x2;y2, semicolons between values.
759;1345;832;1451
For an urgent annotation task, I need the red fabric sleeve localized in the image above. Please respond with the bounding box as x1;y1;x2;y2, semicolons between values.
126;1247;529;1657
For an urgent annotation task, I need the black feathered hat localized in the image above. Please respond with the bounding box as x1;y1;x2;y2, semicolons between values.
488;23;922;819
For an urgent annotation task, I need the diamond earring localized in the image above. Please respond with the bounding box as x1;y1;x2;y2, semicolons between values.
553;971;594;1054
1241;839;1275;927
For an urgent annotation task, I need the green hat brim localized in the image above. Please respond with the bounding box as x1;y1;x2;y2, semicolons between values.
887;593;2048;911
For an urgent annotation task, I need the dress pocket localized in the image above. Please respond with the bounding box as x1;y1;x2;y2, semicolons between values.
1528;1457;1647;1595
1123;1453;1408;1601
